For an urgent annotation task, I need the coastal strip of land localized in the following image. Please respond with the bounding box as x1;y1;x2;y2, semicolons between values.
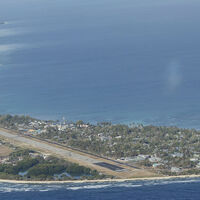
0;128;155;179
0;174;200;184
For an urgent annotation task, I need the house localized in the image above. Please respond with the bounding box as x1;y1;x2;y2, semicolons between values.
126;155;150;162
100;136;108;142
171;167;182;173
196;162;200;168
29;153;40;158
27;129;35;134
80;124;89;128
149;156;162;163
42;154;50;159
190;158;198;162
171;152;183;158
0;157;9;164
152;163;162;168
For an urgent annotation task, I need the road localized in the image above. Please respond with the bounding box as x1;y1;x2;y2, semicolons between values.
0;129;156;178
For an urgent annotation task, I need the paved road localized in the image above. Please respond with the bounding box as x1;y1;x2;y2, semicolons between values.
0;130;101;165
0;129;156;178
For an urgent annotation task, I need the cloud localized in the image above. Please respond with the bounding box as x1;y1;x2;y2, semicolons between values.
166;61;182;93
0;27;29;38
0;29;19;37
0;44;25;53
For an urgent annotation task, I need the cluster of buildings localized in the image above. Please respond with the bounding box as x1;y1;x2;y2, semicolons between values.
117;152;200;173
16;120;80;136
0;156;10;164
9;118;200;174
0;151;50;165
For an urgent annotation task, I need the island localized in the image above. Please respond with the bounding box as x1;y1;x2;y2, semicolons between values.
0;114;200;182
0;139;108;181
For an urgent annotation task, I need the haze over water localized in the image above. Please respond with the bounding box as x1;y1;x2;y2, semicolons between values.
0;0;200;128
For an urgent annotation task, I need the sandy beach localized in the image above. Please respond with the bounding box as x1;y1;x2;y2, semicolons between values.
0;175;200;184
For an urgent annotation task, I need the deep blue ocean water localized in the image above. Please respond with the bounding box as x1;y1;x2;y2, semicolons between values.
0;178;200;200
0;0;200;128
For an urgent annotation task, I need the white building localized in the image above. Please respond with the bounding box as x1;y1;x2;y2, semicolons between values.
171;167;182;173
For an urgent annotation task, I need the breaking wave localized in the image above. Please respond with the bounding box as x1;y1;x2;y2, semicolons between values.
67;184;110;190
0;178;200;193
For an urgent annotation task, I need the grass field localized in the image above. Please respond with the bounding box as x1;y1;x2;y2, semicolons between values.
0;145;13;157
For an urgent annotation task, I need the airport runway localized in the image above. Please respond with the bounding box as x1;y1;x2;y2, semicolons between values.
0;129;154;178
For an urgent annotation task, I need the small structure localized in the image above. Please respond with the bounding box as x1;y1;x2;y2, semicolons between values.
190;158;198;162
149;156;162;163
196;162;200;168
171;167;182;173
171;152;183;158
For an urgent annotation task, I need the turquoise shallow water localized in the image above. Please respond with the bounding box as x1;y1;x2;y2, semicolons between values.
0;178;200;200
0;0;200;128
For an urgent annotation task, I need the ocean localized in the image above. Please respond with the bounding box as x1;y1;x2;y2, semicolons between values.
0;178;200;200
0;0;200;128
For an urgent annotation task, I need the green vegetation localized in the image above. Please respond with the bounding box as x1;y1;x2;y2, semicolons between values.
1;114;200;176
0;138;107;181
0;114;34;129
37;121;200;175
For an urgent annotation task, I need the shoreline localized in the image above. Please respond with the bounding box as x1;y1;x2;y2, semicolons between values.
0;175;200;184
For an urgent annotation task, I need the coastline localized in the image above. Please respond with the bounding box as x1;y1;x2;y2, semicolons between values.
0;175;200;184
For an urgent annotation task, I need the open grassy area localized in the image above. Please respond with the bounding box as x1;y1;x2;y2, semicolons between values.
0;145;13;157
